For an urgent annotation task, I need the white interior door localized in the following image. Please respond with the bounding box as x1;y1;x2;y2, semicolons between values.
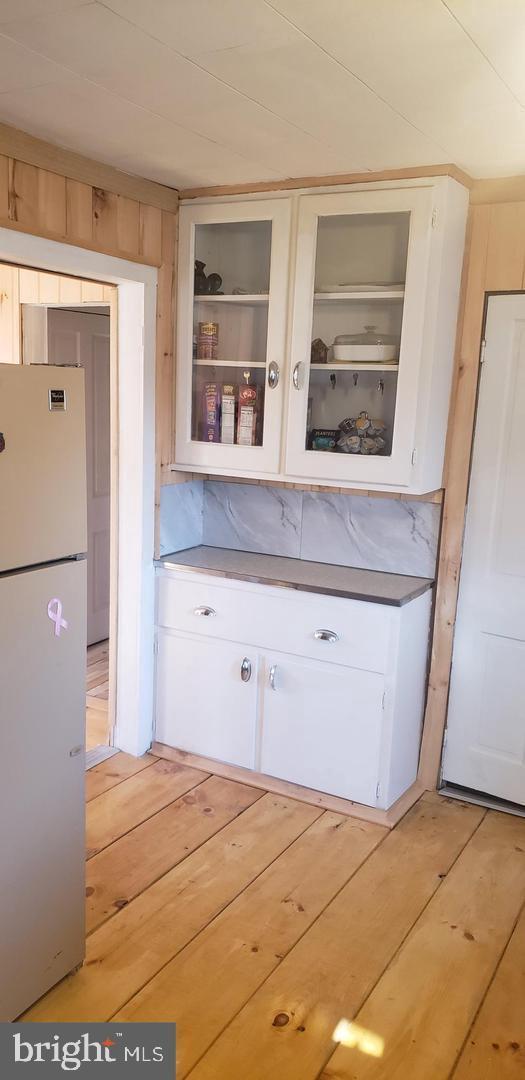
48;309;111;645
443;295;525;804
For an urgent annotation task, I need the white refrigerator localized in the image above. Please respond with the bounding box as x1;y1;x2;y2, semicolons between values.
0;364;87;1020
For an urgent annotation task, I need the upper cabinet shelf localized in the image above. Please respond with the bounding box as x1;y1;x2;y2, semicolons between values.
313;289;405;301
175;179;468;494
195;294;269;305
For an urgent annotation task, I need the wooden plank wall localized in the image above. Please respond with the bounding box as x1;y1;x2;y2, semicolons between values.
0;147;177;477
419;197;525;787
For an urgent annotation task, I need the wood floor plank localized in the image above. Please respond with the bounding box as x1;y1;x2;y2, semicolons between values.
86;661;109;689
86;759;209;857
86;642;108;666
85;753;157;801
85;703;109;750
187;793;484;1080
86;775;263;931
115;812;386;1075
320;810;525;1079
451;902;525;1078
24;794;321;1022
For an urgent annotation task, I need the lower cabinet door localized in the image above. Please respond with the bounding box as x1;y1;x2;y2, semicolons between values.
260;654;385;806
155;630;258;769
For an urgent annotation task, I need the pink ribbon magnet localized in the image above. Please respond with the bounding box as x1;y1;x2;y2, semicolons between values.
47;597;69;637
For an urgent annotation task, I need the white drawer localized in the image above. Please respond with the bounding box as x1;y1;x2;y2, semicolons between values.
157;569;394;674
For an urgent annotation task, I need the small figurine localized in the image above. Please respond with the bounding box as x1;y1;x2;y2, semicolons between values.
337;433;361;454
194;260;208;295
206;272;223;294
339;416;356;436
355;411;371;435
194;261;223;295
311;338;328;364
368;418;387;437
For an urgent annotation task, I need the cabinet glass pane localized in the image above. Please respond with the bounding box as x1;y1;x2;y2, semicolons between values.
191;220;271;447
306;212;410;458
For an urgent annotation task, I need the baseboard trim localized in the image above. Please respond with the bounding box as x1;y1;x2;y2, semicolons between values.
85;745;119;770
152;742;423;828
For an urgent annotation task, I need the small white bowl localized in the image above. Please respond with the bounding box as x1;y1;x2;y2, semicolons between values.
332;343;398;362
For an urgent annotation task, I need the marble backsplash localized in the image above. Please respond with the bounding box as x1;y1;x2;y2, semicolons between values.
160;479;441;578
159;479;204;556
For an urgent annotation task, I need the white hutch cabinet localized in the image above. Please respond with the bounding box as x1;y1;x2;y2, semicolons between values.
174;177;467;494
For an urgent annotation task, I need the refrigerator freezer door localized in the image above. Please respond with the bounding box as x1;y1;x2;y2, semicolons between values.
0;558;86;1020
0;364;87;572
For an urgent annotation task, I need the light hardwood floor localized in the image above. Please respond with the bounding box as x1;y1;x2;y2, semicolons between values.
86;640;109;749
24;753;525;1079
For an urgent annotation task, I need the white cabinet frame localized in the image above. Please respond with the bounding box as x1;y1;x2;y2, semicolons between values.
175;199;291;474
175;177;468;494
284;187;433;486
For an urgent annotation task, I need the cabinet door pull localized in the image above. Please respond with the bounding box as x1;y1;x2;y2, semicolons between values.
240;657;252;682
268;360;280;389
194;605;216;617
314;628;339;643
292;362;302;390
269;664;278;691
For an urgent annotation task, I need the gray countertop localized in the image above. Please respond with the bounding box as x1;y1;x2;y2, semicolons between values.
156;546;433;607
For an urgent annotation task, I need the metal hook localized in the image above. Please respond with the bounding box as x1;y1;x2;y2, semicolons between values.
353;372;359;387
330;372;336;390
378;378;384;397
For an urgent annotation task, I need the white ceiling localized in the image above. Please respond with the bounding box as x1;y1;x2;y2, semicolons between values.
0;0;523;189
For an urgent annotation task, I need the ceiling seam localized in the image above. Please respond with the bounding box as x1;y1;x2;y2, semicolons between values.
94;0;370;159
95;0;436;167
440;0;525;110
0;28;285;182
262;0;450;156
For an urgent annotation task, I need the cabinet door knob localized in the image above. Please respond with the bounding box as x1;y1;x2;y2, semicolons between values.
314;628;339;643
292;362;302;390
269;664;278;691
268;360;280;389
194;605;216;617
240;657;252;682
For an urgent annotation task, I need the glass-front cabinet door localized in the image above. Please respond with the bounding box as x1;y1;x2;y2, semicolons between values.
175;199;291;473
285;188;433;486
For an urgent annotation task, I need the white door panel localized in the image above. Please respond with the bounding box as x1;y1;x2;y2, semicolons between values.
443;295;525;803
260;652;384;805
48;310;110;646
155;630;258;769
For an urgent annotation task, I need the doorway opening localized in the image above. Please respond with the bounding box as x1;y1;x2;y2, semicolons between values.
7;267;117;760
0;225;157;761
441;292;525;808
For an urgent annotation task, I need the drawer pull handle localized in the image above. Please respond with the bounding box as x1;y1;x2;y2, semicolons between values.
194;606;216;617
292;361;302;390
269;664;278;691
314;629;339;643
240;657;252;682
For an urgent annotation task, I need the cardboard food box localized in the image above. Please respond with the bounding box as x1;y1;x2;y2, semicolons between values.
237;384;260;446
221;384;236;444
202;382;221;442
